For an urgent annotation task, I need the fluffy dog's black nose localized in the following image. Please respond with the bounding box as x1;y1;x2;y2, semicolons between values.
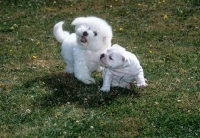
100;54;104;59
83;31;88;36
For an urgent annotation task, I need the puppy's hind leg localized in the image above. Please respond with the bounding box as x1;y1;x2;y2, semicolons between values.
135;69;148;88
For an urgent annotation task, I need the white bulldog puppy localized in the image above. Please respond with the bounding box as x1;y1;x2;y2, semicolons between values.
53;16;112;84
100;44;148;92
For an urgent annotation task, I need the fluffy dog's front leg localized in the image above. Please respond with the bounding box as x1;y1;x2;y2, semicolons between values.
135;68;148;88
74;61;95;84
65;62;74;74
100;69;112;92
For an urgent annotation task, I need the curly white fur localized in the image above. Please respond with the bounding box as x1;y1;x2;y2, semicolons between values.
53;16;112;84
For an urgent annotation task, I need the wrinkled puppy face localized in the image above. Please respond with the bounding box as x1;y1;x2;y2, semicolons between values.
100;48;130;69
75;25;98;49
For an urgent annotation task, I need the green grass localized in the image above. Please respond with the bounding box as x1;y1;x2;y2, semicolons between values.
0;0;200;137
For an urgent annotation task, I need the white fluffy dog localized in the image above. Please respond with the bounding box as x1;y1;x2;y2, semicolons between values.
53;16;112;84
100;44;148;92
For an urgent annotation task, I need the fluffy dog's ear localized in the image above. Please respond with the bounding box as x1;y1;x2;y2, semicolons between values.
122;56;131;67
71;17;87;26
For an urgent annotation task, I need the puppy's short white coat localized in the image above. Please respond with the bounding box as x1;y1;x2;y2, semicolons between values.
53;16;112;84
100;44;148;91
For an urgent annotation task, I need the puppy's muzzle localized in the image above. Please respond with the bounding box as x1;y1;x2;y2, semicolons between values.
100;54;105;59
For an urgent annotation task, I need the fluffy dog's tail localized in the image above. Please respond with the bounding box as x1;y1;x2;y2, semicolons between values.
53;21;70;43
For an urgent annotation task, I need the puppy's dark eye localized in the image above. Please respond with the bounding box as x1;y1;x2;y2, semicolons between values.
109;56;113;60
93;31;97;36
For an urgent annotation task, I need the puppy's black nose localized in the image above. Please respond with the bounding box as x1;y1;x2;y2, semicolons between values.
83;31;88;36
100;54;104;59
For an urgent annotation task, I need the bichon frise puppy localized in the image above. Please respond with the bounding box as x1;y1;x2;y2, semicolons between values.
100;44;148;92
53;16;112;84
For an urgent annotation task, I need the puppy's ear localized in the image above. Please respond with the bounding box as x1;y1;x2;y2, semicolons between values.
112;44;126;51
71;17;87;26
122;56;131;67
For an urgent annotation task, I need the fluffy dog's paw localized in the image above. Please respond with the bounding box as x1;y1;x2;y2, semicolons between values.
97;66;104;72
137;83;148;89
100;87;110;92
82;78;96;84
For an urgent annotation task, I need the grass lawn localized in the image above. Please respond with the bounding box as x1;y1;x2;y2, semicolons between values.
0;0;200;137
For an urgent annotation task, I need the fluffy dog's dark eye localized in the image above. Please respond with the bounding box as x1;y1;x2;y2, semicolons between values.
93;31;97;36
109;56;113;60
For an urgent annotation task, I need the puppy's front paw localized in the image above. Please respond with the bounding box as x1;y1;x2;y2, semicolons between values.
100;86;110;92
137;83;148;89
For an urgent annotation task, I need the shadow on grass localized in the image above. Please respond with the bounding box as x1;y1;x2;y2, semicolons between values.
23;72;139;108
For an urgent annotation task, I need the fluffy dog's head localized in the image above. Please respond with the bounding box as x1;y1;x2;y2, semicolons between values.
72;16;112;51
100;44;131;69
